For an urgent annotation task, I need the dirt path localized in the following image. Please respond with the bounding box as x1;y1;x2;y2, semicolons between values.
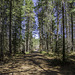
0;52;75;75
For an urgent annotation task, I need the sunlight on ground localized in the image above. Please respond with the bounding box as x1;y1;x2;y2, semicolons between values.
0;52;75;75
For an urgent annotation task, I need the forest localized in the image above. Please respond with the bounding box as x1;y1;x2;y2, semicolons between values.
0;0;75;75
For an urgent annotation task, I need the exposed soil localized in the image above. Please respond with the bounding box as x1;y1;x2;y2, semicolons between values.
0;52;75;75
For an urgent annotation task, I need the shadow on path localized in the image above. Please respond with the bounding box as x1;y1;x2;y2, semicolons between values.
0;52;75;75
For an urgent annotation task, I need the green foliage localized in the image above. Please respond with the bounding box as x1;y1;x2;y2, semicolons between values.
71;8;75;13
32;38;39;49
25;52;30;54
68;0;75;3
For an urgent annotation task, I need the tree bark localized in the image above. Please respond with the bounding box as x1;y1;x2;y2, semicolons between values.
62;0;65;62
56;3;59;53
70;3;74;51
9;0;12;55
26;17;29;52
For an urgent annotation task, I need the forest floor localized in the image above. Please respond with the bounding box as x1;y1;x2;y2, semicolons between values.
0;51;75;75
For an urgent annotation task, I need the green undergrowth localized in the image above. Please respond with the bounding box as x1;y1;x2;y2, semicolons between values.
41;51;56;57
40;51;75;65
68;52;75;61
25;52;30;54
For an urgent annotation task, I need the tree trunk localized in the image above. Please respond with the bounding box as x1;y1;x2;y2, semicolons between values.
56;3;59;53
46;33;48;53
26;17;29;52
9;0;12;55
0;0;4;61
62;0;65;62
70;3;73;51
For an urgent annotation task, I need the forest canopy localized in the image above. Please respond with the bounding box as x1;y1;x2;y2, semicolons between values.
0;0;75;62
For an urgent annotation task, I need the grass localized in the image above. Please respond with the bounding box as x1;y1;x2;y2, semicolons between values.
41;50;75;64
41;51;47;54
41;51;55;57
25;52;30;54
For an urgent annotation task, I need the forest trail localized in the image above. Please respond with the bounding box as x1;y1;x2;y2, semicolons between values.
0;52;75;75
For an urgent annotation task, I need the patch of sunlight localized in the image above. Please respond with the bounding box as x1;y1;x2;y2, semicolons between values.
19;65;30;70
49;52;54;55
70;58;75;61
41;51;46;54
54;66;61;69
25;52;30;54
70;52;75;55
